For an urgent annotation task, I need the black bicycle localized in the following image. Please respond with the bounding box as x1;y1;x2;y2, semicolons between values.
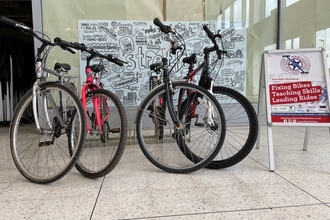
135;18;226;174
149;24;258;169
179;25;258;169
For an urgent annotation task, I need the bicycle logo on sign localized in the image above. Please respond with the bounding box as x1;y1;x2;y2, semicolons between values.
281;54;310;75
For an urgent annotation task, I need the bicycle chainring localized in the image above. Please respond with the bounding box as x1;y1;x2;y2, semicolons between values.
52;117;62;138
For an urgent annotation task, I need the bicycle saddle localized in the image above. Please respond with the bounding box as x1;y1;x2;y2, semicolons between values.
150;62;163;71
182;53;197;64
90;64;105;73
54;62;71;72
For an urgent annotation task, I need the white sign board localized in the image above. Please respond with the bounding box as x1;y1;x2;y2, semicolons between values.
257;48;330;171
264;48;330;126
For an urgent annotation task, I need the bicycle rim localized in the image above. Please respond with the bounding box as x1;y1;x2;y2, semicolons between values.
10;83;85;184
75;89;127;178
207;86;259;169
136;82;226;173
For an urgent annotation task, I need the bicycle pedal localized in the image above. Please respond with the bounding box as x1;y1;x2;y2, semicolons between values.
195;122;205;127
110;128;120;133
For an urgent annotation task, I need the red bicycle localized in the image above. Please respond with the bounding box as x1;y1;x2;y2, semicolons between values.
54;38;128;178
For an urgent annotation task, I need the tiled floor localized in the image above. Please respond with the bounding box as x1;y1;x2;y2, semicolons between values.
1;125;330;220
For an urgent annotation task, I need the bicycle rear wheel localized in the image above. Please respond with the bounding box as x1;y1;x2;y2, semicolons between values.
75;89;127;178
10;82;86;184
208;86;258;169
136;82;226;173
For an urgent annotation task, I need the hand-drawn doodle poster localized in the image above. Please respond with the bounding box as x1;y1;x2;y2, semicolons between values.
264;48;330;124
78;20;246;106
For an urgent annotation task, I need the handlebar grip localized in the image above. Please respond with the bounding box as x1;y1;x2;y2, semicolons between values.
153;18;170;34
112;60;124;66
72;42;86;51
0;16;18;27
203;25;215;44
105;54;127;66
66;47;76;54
54;37;79;54
54;37;73;47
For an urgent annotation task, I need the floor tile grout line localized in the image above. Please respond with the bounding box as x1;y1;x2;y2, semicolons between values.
247;153;330;206
246;153;273;170
114;204;328;220
109;156;329;219
270;171;329;206
1;125;329;218
270;203;330;210
89;176;106;220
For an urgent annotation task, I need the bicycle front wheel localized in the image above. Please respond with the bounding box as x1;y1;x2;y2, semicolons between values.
75;89;127;178
207;86;259;169
10;82;86;184
136;82;226;173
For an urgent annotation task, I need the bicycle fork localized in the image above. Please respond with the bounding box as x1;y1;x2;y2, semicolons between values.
82;85;110;136
92;95;110;134
204;80;216;128
198;77;218;130
32;81;67;135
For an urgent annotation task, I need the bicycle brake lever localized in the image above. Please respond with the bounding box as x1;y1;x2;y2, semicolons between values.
66;47;77;54
217;50;230;59
171;45;183;55
225;51;230;58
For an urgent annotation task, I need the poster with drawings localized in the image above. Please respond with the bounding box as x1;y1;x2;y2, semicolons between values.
78;20;246;106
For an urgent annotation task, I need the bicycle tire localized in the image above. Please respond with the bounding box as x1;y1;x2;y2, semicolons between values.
75;89;127;178
10;82;86;184
136;82;226;173
208;86;258;169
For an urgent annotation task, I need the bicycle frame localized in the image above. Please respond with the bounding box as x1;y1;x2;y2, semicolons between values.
161;43;181;126
148;34;217;129
80;57;110;134
41;37;127;135
33;56;70;133
0;16;79;134
178;61;216;128
177;26;226;129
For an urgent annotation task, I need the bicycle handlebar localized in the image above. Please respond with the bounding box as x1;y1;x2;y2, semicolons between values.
105;54;127;66
153;18;173;34
53;37;77;54
202;25;229;58
0;16;24;28
54;37;127;66
0;16;48;45
153;18;184;56
0;16;126;66
203;26;216;45
0;16;75;55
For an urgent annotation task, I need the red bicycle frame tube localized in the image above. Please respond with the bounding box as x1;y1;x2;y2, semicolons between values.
178;63;204;105
81;67;110;133
187;63;204;84
178;62;204;118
